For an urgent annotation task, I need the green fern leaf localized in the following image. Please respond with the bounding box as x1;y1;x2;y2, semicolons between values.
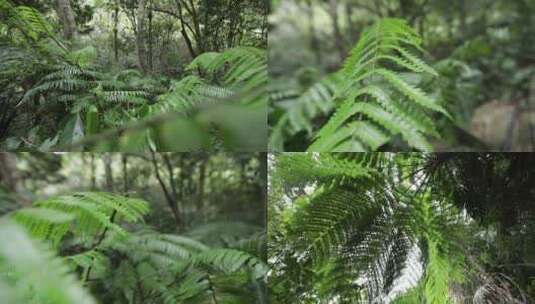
307;18;448;151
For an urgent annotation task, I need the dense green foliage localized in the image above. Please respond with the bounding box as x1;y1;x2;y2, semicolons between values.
270;18;447;151
0;152;267;303
269;153;535;303
1;0;267;151
269;0;535;151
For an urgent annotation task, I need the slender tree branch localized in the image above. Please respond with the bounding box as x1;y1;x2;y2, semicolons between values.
150;151;180;226
84;210;117;282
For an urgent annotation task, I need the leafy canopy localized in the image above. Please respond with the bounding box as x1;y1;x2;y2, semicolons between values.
269;153;529;303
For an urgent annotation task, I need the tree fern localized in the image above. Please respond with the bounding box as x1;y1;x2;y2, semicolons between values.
6;46;267;152
273;152;372;189
2;0;267;152
195;248;267;279
14;61;162;148
154;76;234;113
270;153;520;303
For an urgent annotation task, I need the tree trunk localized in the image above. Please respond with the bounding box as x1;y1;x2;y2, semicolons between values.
226;0;241;48
258;152;267;223
103;153;114;192
122;154;128;194
148;0;153;72
0;153;19;193
89;153;96;189
55;0;76;40
458;0;466;39
151;152;181;228
113;4;119;62
0;153;30;207
174;0;197;58
136;0;148;73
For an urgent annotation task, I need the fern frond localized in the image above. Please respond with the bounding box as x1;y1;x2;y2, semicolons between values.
120;230;209;264
309;18;448;151
195;248;268;279
423;242;454;304
113;69;143;81
11;192;149;244
12;207;74;247
105;229;267;302
375;69;447;115
185;221;263;247
187;52;221;72
66;249;108;276
66;46;98;68
270;153;472;302
20;63;156;110
0;46;38;79
1;1;52;40
154;76;233;113
41;65;95;82
103;90;151;103
269;74;338;151
187;47;267;92
274;153;372;189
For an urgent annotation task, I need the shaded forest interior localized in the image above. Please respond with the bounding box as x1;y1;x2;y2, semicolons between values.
0;152;267;303
1;0;268;151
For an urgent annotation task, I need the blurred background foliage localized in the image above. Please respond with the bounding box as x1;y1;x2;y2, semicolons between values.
269;0;535;151
0;152;266;230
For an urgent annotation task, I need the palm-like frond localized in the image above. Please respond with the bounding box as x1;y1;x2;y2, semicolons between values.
273;153;372;190
102;47;268;152
270;153;521;303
